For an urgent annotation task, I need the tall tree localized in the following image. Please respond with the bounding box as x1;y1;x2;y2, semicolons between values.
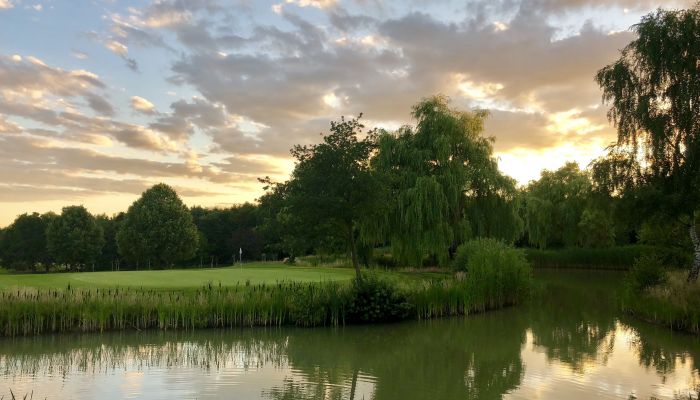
595;5;700;281
0;212;54;272
523;162;596;248
373;95;519;266
280;115;386;278
46;206;104;271
96;213;123;271
117;184;199;268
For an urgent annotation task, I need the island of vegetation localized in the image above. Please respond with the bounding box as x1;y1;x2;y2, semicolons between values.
0;5;698;337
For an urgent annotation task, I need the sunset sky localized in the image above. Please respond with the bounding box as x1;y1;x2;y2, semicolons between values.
0;0;694;226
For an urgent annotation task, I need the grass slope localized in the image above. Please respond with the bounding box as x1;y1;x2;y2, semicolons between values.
0;262;355;290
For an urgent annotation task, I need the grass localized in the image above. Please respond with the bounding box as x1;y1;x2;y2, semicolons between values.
622;271;700;334
0;262;355;290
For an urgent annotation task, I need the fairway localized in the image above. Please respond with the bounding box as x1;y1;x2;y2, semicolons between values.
0;262;355;290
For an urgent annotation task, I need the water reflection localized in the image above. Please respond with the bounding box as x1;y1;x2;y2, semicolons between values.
0;271;698;400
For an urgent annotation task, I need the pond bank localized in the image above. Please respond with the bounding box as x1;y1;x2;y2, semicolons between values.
0;272;529;337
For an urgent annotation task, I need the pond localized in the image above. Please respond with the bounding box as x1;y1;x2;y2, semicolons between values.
1;270;698;399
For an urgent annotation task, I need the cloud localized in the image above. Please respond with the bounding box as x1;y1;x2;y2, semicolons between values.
0;116;21;133
285;0;337;9
0;0;12;9
131;96;156;114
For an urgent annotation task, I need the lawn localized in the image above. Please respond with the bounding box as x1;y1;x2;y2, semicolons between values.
0;262;356;290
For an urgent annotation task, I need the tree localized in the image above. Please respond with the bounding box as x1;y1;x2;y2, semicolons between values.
96;213;123;271
0;212;53;272
595;5;700;281
117;184;199;268
523;162;593;248
46;206;104;271
373;95;520;266
280;115;386;278
191;204;264;265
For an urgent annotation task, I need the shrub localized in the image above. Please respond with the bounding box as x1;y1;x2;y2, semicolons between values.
453;238;531;308
626;254;668;293
345;274;413;323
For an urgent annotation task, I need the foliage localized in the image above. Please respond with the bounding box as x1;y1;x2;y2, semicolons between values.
95;213;123;271
525;245;656;270
46;206;104;271
595;5;700;281
523;162;594;248
272;115;387;278
452;238;531;308
0;212;54;271
577;208;616;248
626;254;668;293
117;183;199;268
191;203;264;265
622;271;700;334
345;274;414;323
374;95;521;267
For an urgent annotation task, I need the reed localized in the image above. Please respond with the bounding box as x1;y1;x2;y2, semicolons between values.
0;271;531;337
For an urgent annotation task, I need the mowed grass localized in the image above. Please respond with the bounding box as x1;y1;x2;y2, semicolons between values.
0;262;356;290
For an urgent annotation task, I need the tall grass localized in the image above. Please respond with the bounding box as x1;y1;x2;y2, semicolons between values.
621;271;700;334
0;270;531;337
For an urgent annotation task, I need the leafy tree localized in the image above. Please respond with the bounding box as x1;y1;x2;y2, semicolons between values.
523;162;592;248
280;115;386;278
257;181;316;262
374;95;520;266
191;204;264;265
0;212;53;271
117;184;199;268
595;5;700;281
96;213;123;271
46;206;104;271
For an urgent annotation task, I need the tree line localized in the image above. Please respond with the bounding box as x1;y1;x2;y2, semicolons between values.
0;184;269;272
0;5;697;281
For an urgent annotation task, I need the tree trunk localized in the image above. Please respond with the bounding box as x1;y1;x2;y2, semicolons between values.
688;221;700;283
348;224;361;281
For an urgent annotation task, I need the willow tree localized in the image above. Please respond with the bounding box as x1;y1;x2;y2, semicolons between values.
373;95;520;267
596;5;700;281
523;162;605;249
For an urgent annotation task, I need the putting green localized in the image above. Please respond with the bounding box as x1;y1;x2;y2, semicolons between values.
0;262;355;290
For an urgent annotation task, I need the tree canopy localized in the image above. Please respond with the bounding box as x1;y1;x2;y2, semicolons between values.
117;183;199;268
277;115;386;278
46;206;104;271
595;5;700;281
0;212;54;271
373;95;520;266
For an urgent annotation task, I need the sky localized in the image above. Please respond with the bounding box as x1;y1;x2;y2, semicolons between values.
0;0;694;226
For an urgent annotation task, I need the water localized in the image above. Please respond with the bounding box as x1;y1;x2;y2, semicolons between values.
1;270;698;399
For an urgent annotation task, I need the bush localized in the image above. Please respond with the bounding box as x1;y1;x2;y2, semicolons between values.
626;254;668;293
453;238;531;308
345;274;413;323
